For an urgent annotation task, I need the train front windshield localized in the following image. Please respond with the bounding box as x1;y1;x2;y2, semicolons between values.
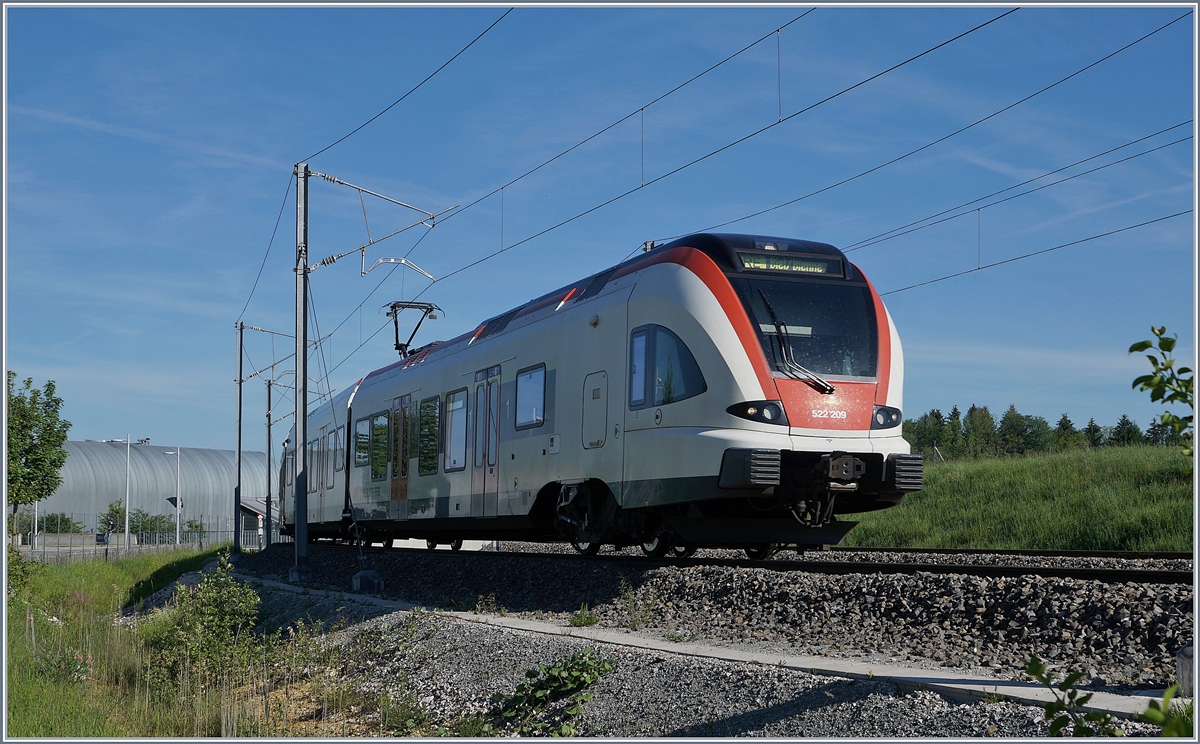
730;277;878;379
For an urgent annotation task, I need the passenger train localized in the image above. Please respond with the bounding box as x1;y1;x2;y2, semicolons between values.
279;233;923;557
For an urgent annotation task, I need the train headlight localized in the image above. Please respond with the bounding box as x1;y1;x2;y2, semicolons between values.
872;405;902;429
727;401;789;426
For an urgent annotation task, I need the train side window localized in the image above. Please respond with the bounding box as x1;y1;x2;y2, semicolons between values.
630;325;706;409
629;330;648;407
473;384;486;468
334;426;344;472
354;417;370;467
325;430;337;489
653;327;707;405
312;436;321;494
418;396;440;475
487;380;499;467
393;395;411;479
285;452;293;486
515;364;545;429
444;389;468;472
370;411;390;481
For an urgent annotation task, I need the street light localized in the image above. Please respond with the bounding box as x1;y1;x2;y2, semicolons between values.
106;436;133;550
163;448;182;544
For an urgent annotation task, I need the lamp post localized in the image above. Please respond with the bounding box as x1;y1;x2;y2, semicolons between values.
163;448;182;544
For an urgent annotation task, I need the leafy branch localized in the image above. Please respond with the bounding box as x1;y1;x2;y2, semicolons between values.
1129;326;1194;458
1025;656;1123;737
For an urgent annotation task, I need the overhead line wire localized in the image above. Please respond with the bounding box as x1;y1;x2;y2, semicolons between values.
417;8;1020;288
302;9;513;162
313;14;819;385
843;120;1193;251
237;174;294;323
880;210;1193;296
849;133;1192;252
677;10;1192;240
433;9;816;230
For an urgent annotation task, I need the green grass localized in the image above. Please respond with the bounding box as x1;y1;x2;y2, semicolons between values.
845;446;1193;551
7;545;225;737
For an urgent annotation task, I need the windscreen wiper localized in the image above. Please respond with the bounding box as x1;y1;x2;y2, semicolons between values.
757;289;835;395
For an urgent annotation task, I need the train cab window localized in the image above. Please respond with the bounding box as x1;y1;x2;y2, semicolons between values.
370;411;390;482
515;365;546;429
444;389;468;472
354;417;370;467
629;325;706;410
418;396;440;475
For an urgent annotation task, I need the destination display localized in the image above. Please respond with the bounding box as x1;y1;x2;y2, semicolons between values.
738;252;843;276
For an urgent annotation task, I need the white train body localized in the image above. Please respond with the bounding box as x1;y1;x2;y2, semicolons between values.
280;233;922;551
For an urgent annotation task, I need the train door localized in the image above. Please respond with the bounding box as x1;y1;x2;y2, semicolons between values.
582;371;608;449
390;395;411;520
471;365;501;517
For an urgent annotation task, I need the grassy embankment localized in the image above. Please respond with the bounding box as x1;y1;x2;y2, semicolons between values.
6;546;223;737
7;546;460;737
845;445;1193;551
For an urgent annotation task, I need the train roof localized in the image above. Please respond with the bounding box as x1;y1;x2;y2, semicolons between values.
360;232;856;385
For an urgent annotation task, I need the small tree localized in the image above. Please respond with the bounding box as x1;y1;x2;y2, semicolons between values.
963;405;998;458
1129;325;1194;459
1108;414;1145;447
1082;418;1105;448
6;372;71;533
1145;417;1184;447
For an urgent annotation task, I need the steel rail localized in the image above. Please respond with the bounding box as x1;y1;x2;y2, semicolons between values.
308;542;1192;585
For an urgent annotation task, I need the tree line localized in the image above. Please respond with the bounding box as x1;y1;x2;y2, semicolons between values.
903;404;1185;462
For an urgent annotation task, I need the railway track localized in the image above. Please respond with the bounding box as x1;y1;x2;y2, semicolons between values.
313;541;1193;585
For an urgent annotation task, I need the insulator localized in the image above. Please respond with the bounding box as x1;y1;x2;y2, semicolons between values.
321;172;337;182
321;255;336;266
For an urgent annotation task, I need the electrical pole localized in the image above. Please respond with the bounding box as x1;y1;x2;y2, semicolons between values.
291;163;311;582
124;435;131;551
234;320;244;557
265;378;272;547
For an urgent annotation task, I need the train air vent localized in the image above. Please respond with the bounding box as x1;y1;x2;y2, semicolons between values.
886;453;924;492
719;448;781;489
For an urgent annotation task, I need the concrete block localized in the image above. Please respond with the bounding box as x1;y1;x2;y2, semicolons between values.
289;563;312;582
353;570;384;594
1177;643;1193;697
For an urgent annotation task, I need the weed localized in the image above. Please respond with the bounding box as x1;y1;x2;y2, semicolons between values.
1025;656;1123;737
487;648;614;736
474;593;506;616
569;603;599;627
617;578;656;630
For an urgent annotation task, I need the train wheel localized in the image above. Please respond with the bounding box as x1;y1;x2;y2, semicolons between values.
670;544;696;559
426;539;438;551
449;539;464;552
571;540;601;556
641;534;670;559
744;544;776;560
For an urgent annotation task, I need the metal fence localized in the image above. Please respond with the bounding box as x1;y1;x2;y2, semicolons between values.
9;507;292;565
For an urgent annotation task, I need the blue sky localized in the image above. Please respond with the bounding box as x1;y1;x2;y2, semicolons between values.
5;5;1195;453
